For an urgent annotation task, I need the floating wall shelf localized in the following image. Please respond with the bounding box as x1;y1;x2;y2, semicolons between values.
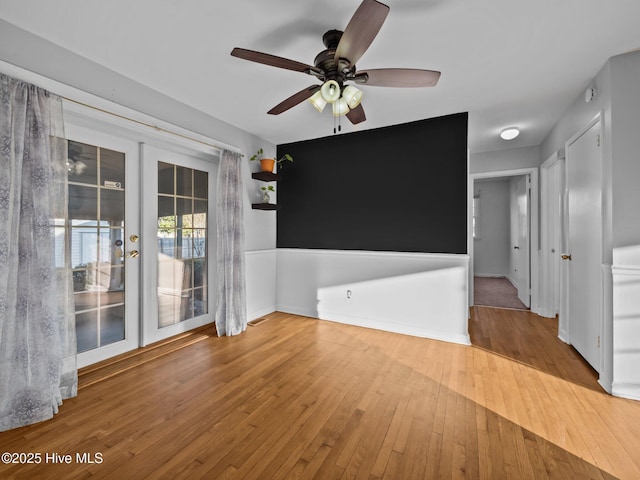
251;171;280;182
251;171;280;211
251;203;279;210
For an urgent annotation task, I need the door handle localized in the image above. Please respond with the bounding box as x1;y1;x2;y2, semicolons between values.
561;254;572;260
126;250;140;258
514;246;520;249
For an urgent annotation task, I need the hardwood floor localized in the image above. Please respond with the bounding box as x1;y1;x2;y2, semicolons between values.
470;306;601;392
2;309;640;479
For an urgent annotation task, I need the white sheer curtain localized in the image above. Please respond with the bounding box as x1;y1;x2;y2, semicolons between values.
0;74;77;431
215;149;247;336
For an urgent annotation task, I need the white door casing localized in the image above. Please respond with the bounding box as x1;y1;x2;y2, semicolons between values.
469;168;539;314
540;153;564;320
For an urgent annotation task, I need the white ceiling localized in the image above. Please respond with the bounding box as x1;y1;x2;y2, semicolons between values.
2;0;640;153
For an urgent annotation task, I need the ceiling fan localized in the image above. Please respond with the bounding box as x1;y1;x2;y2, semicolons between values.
230;0;440;126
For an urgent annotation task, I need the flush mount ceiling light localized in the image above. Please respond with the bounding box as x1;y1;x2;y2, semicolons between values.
500;127;520;140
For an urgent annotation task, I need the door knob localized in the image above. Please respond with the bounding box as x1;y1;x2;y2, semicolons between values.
561;254;572;260
126;250;140;258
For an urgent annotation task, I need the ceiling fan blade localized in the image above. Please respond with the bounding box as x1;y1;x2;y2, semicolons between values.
335;0;390;66
268;85;321;115
231;47;315;74
356;68;441;87
346;103;366;124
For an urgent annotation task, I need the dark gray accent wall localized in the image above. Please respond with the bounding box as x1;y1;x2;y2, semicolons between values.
276;112;468;253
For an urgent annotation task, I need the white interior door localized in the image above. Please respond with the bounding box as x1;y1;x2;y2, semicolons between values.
140;144;218;346
564;118;602;371
65;124;141;368
515;176;531;307
510;176;530;307
549;160;564;316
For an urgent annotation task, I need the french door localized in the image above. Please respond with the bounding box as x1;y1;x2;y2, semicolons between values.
65;124;141;368
140;144;216;345
65;123;217;366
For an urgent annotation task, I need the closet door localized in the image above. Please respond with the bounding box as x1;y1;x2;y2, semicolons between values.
563;117;603;371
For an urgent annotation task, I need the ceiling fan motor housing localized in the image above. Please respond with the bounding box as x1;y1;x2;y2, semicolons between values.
315;30;357;85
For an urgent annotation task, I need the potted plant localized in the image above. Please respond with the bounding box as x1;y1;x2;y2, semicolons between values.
261;185;275;203
250;148;294;173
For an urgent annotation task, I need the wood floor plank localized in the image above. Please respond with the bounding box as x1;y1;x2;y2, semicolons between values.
2;309;639;479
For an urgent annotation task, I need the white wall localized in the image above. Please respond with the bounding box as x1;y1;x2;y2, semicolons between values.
245;250;277;320
609;52;640;253
470;145;541;174
473;179;510;277
277;249;470;345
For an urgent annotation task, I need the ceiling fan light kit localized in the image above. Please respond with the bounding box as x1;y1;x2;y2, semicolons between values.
309;90;327;112
230;0;441;130
342;85;363;109
332;97;350;117
320;79;341;103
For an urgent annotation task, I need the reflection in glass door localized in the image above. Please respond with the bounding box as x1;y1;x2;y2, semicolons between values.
156;162;209;327
67;140;127;354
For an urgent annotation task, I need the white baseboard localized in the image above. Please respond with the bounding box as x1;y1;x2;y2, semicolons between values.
276;303;318;319
611;382;640;401
598;375;613;395
558;329;569;344
248;306;277;322
319;312;471;345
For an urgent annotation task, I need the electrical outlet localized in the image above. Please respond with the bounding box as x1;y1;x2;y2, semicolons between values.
347;290;352;299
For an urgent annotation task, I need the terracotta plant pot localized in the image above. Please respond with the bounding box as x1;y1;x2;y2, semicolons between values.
260;158;276;173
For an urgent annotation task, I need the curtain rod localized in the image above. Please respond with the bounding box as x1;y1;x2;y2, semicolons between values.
62;96;244;156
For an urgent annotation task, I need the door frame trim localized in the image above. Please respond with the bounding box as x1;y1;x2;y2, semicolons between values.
539;152;563;320
469;167;539;314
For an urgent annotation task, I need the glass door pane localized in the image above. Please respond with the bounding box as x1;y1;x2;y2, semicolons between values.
63;125;140;368
68;140;127;352
141;145;216;345
157;163;208;327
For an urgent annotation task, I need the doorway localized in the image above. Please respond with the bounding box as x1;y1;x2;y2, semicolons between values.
471;169;537;311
